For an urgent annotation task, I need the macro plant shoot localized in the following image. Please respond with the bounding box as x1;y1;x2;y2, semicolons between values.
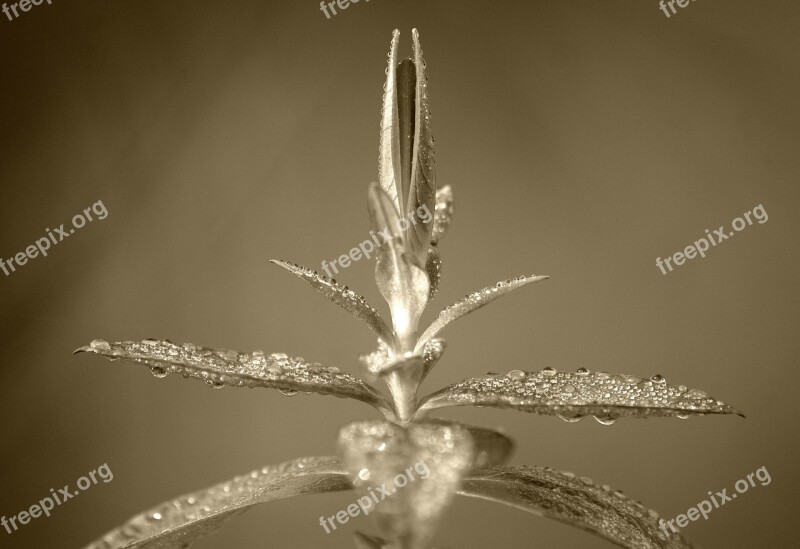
4;2;795;549
73;29;742;549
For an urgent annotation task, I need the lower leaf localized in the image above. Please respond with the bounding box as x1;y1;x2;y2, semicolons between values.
459;465;695;549
83;456;350;549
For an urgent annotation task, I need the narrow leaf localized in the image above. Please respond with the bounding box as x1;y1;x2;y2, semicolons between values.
270;259;393;346
431;185;454;245
378;29;403;214
417;368;742;422
404;28;436;262
83;456;350;549
397;58;415;207
424;246;441;300
459;465;695;549
415;274;548;352
420;338;445;383
338;420;475;549
75;339;394;419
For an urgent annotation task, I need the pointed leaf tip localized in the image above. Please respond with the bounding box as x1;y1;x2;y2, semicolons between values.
416;273;548;351
379;31;403;214
270;258;394;346
405;26;436;264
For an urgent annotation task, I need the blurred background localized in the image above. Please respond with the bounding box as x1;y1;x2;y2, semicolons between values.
1;1;798;547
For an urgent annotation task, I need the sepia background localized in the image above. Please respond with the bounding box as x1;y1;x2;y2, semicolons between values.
1;1;798;547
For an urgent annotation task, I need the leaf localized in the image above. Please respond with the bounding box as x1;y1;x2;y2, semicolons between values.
416;368;742;423
404;28;436;263
397;58;415;210
83;456;350;549
75;339;394;419
420;338;445;383
459;465;695;549
379;29;404;215
270;259;393;346
424;246;442;300
337;420;475;549
378;29;436;265
431;185;454;245
415;274;549;352
368;183;429;348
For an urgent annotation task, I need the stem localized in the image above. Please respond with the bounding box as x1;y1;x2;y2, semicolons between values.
383;358;423;421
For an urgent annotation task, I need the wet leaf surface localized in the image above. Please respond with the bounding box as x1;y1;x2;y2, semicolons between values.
84;456;350;549
460;465;695;549
270;259;394;346
76;339;393;418
415;274;548;351
418;368;742;423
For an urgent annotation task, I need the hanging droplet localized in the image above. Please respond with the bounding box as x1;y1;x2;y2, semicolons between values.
684;388;708;399
593;413;620;425
149;365;169;379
